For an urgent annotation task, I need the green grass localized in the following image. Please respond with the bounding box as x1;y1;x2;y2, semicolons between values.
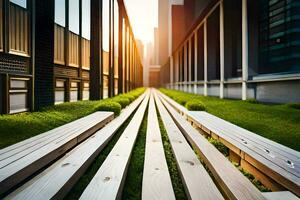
122;109;147;199
160;88;300;151
0;88;145;149
64;113;134;199
157;112;188;199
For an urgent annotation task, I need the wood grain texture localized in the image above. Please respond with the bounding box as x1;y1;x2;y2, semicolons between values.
153;91;224;200
157;90;266;200
0;112;114;195
142;91;175;200
79;91;150;200
262;191;299;200
158;90;300;197
187;111;300;196
5;92;147;200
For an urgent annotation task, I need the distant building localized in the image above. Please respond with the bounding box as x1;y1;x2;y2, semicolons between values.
149;65;161;88
136;39;144;60
153;28;159;65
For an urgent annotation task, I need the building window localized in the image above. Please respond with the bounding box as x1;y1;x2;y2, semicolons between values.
10;0;26;8
82;0;91;40
69;0;79;34
9;78;29;114
258;0;300;74
83;82;90;100
70;81;79;102
55;0;65;27
55;80;65;104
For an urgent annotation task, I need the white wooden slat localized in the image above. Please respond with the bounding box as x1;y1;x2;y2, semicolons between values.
190;111;300;163
262;191;299;200
0;115;105;166
186;111;300;197
0;112;114;195
188;112;300;176
157;91;300;196
157;90;266;200
79;91;150;200
142;91;175;200
0;112;102;157
153;91;224;200
5;91;148;200
158;90;300;159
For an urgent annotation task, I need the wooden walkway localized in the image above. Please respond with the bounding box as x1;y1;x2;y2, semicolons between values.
1;89;299;200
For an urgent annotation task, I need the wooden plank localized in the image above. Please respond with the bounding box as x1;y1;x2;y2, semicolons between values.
0;113;106;163
4;91;147;200
0;112;114;195
156;90;266;200
159;90;299;160
142;91;175;200
158;91;300;197
187;112;300;183
192;112;300;165
153;91;223;200
262;191;299;200
79;91;150;200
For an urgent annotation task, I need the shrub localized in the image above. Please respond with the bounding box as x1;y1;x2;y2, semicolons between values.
120;94;135;102
287;103;300;110
174;96;189;106
185;100;206;111
245;98;259;104
112;96;130;108
127;88;146;98
94;100;121;116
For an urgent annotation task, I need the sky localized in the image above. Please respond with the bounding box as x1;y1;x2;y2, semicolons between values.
124;0;158;44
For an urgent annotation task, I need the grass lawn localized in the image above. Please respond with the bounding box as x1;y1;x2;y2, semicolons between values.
0;88;145;149
160;88;300;152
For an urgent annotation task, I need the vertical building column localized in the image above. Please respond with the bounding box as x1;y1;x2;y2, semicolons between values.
242;0;248;100
220;1;225;99
194;31;198;94
170;56;174;89
188;38;192;93
90;0;103;100
34;0;55;109
184;43;188;92
204;20;208;96
118;6;123;94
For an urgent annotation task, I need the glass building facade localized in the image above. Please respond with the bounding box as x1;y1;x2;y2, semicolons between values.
259;0;300;75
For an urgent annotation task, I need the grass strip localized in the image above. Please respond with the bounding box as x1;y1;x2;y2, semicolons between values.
156;111;188;200
121;108;148;199
64;113;135;200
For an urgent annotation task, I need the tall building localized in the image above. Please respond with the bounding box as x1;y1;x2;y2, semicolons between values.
0;0;143;114
153;27;159;65
158;0;170;66
136;39;144;61
160;0;300;103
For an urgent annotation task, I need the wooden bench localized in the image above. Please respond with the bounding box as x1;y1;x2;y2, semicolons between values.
79;91;150;200
154;91;224;199
157;90;300;197
156;90;265;200
2;89;299;200
0;111;114;195
4;91;148;200
142;90;175;200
